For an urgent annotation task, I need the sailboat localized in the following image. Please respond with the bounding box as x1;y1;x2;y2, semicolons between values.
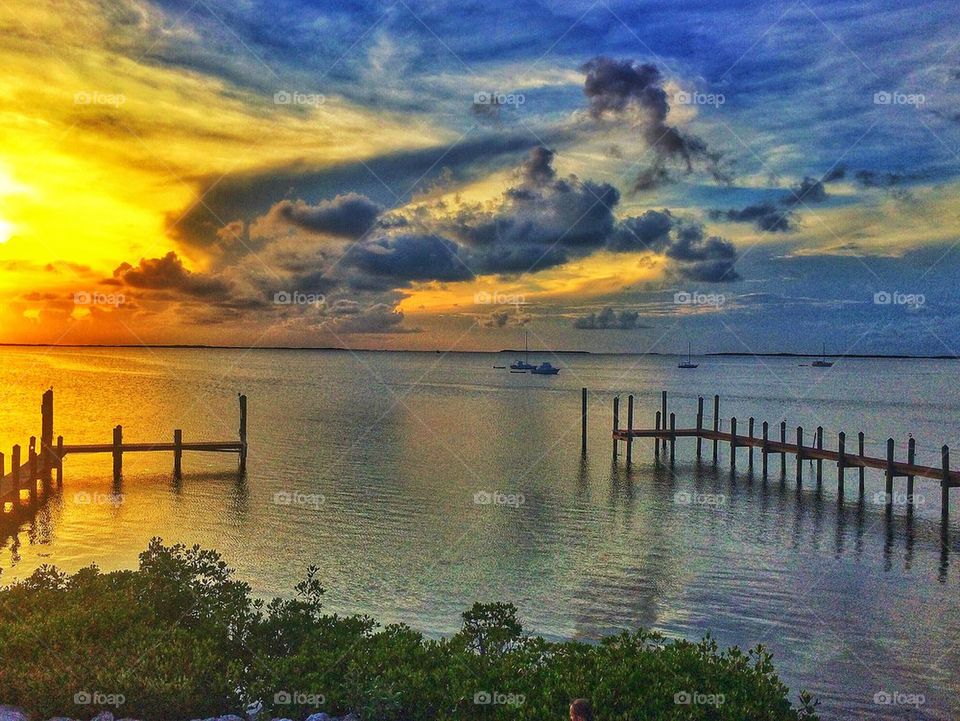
811;342;833;367
678;341;699;369
509;331;537;371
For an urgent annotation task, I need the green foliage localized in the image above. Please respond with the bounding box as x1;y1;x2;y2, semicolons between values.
0;540;818;721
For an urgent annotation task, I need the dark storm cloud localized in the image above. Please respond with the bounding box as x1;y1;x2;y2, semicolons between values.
709;203;792;232
322;303;415;334
573;307;644;329
343;233;473;284
267;194;383;238
169;132;549;253
709;172;835;233
606;209;740;282
608;210;674;252
111;252;231;299
580;56;729;192
666;223;740;282
435;146;621;273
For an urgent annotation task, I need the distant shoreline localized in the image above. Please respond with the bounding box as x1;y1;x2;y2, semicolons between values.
0;342;955;360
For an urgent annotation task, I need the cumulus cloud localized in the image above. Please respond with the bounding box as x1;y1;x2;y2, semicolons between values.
481;308;531;327
267;193;383;238
580;56;729;192
321;303;415;334
111;252;231;298
573;307;645;329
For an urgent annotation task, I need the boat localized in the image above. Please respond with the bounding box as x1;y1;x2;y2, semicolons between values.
678;341;699;369
811;343;833;367
509;330;537;370
530;362;560;375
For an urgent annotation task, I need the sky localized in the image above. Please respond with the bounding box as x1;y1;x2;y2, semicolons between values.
1;0;960;355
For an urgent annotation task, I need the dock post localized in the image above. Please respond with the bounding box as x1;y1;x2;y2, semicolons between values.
11;445;20;490
885;438;895;508
816;426;823;485
56;435;63;484
858;432;865;497
113;425;123;482
696;396;704;459
762;421;769;478
730;417;737;467
942;445;950;530
28;437;37;482
712;395;720;463
239;394;248;473
661;391;667;454
174;429;183;477
838;432;846;498
626;395;634;466
654;411;661;460
581;388;587;456
906;437;916;504
40;389;54;478
748;417;755;471
27;438;36;502
669;412;676;465
780;421;787;475
612;396;619;461
796;427;803;486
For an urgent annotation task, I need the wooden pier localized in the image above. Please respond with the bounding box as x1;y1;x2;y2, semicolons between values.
0;390;248;504
581;389;957;532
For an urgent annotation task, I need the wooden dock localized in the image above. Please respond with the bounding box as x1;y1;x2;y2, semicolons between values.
579;389;956;531
0;390;248;504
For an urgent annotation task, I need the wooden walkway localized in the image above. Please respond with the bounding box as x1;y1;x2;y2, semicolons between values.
579;389;956;530
0;390;247;503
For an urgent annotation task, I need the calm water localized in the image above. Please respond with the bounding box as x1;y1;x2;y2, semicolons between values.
0;347;958;720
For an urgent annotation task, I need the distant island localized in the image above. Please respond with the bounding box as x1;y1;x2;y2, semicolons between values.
0;343;955;359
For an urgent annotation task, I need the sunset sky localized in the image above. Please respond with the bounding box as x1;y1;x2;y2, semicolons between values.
2;0;959;354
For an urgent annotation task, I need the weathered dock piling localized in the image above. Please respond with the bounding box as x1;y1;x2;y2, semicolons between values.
597;390;957;532
581;388;587;456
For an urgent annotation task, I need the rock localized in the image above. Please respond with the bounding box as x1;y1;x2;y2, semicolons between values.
0;707;28;721
90;713;114;721
245;701;264;721
304;715;332;721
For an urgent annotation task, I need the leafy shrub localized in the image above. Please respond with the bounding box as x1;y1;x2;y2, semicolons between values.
0;540;818;721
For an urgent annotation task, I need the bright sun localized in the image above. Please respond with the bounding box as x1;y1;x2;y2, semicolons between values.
0;218;13;244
